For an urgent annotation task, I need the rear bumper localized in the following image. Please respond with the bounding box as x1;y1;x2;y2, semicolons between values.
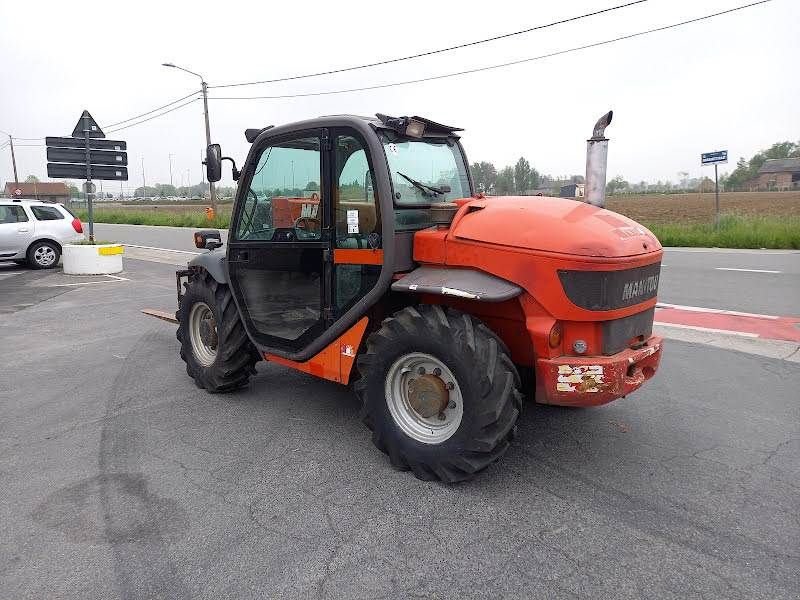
535;336;663;407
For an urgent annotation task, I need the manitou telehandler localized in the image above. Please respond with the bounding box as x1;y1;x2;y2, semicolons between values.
163;111;663;482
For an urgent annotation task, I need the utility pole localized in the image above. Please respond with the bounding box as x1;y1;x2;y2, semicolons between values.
200;80;217;209
8;135;19;183
142;157;146;199
162;62;217;212
168;153;174;187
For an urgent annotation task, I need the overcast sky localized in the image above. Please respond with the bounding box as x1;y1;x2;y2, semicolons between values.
1;0;798;191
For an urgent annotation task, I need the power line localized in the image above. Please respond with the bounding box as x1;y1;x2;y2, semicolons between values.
210;0;649;89
102;90;201;128
105;98;201;133
209;1;774;101
0;92;198;141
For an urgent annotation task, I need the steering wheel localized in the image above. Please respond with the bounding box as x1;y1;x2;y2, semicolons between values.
294;216;321;238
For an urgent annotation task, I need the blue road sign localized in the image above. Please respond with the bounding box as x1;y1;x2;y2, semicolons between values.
701;150;728;166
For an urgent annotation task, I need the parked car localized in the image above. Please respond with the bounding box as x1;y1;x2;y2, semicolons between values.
0;200;85;269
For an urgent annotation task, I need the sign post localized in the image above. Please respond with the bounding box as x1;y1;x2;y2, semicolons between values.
46;111;128;242
701;150;728;227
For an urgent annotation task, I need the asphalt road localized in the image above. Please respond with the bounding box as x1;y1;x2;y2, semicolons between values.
93;223;800;316
1;257;799;599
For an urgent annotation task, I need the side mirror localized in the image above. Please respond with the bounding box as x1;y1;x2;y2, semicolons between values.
194;229;222;250
205;144;222;183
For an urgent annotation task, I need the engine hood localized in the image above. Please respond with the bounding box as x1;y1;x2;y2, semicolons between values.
451;196;661;258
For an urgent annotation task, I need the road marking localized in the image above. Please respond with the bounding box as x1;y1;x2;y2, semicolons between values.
49;274;130;287
123;243;200;255
655;302;779;320
715;267;781;274
664;248;800;254
653;321;759;338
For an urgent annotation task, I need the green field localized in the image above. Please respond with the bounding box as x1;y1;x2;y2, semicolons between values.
76;193;800;249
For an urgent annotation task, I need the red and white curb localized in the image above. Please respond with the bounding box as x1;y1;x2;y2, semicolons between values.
655;303;800;343
654;303;800;362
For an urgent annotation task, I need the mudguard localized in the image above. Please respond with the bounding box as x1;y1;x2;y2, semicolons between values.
188;249;228;284
391;266;522;302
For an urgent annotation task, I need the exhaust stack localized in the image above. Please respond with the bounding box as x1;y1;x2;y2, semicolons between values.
585;110;613;208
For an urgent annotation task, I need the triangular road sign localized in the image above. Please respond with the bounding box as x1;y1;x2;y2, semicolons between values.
71;110;105;138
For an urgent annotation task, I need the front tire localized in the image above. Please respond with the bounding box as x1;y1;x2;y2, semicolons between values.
177;270;259;392
356;305;522;482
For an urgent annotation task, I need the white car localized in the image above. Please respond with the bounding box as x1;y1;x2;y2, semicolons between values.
0;200;85;269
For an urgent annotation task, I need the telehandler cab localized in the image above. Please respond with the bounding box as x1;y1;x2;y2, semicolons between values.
169;111;663;482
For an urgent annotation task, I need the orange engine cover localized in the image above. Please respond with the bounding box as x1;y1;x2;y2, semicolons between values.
410;195;664;407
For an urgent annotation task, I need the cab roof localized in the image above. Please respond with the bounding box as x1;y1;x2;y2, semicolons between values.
245;113;462;143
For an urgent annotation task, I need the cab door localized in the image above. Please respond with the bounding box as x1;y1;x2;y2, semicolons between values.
227;130;330;352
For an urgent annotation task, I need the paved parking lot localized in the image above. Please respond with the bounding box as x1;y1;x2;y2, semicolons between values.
1;256;799;599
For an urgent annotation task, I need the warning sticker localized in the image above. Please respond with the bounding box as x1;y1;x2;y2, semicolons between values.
556;365;605;393
347;209;359;233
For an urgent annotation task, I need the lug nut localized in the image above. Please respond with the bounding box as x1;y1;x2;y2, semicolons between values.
433;367;442;376
446;382;454;390
437;413;446;421
448;401;456;409
417;366;426;375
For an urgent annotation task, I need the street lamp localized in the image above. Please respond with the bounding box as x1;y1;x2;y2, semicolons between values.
168;153;174;188
162;62;217;211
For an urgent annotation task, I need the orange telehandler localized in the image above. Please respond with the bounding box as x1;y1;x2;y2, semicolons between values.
165;111;662;481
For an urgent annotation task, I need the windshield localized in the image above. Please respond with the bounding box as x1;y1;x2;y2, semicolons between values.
381;134;471;204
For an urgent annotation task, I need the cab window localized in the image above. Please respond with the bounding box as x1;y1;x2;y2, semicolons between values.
333;132;382;314
236;136;322;242
334;134;380;249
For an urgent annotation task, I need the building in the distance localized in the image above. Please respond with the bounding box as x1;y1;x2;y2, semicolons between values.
3;182;69;202
559;182;585;198
753;158;800;191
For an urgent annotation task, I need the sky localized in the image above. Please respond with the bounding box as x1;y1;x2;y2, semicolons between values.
1;0;798;192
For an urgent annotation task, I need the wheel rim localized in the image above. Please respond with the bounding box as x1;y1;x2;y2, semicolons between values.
34;245;57;267
385;352;464;445
189;302;218;367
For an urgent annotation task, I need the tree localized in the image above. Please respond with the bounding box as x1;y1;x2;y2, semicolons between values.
24;175;39;183
606;175;629;195
305;181;320;192
470;161;497;193
67;184;80;198
495;166;515;195
514;157;531;193
155;184;178;197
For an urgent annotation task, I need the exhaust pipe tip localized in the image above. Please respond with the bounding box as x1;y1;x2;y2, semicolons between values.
591;110;613;140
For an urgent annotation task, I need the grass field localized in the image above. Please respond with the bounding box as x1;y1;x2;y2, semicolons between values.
75;191;800;248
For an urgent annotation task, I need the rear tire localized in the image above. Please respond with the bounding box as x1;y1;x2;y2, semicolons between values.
177;270;259;392
27;241;60;269
355;305;522;482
